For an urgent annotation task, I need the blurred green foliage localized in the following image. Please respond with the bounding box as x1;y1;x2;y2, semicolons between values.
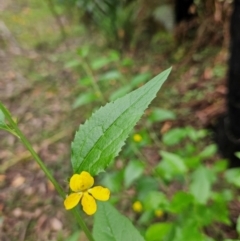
58;0;137;47
98;120;240;241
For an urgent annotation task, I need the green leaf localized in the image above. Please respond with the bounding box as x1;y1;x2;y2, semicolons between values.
235;152;240;159
213;64;227;78
136;177;159;200
211;198;230;224
212;160;228;173
225;168;240;187
172;219;207;241
77;46;89;58
169;191;194;213
99;70;122;81
109;73;152;102
93;202;145;241
162;128;187;146
144;191;168;210
190;166;212;204
138;211;153;225
184;156;201;169
199;144;217;159
0;123;9;132
121;57;134;66
64;60;80;68
91;57;113;70
148;108;176;123
130;72;152;88
0;109;9;132
185;127;206;142
156;151;187;180
0;109;5;123
161;151;187;173
109;85;132;101
195;195;230;226
108;50;120;61
78;77;92;86
218;189;233;202
100;171;124;193
66;231;81;241
145;223;172;241
72;92;98;109
124;160;145;188
71;68;171;175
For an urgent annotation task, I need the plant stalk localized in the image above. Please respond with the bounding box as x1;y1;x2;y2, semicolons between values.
0;102;95;241
82;60;105;103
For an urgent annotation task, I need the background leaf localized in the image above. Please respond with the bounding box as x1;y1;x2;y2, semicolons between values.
237;215;240;235
110;85;132;101
0;109;10;132
143;191;168;210
130;72;152;87
72;92;98;109
91;56;115;70
156;151;187;181
199;144;217;159
169;191;194;213
124;160;145;188
162;128;187;146
99;70;122;82
71;68;171;175
145;223;172;241
100;171;124;193
190;166;212;204
148;108;176;123
66;231;81;241
0;109;5;123
93;202;145;241
225;168;240;187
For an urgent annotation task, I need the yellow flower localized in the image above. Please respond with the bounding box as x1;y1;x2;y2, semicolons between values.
132;200;143;213
64;171;110;215
133;134;142;142
155;209;164;218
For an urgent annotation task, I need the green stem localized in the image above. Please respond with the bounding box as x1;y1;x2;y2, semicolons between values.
0;102;65;197
71;209;95;241
146;121;161;147
0;102;95;241
45;0;68;47
82;60;105;103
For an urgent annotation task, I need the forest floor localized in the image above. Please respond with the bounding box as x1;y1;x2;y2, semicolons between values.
0;0;231;240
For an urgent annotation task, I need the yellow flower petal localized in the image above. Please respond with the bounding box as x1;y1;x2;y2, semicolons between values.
70;171;94;192
133;134;142;142
155;209;164;218
88;186;110;201
132;201;143;213
81;192;97;215
64;193;82;210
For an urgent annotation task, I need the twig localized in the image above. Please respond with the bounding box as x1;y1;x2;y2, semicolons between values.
0;130;69;173
45;0;68;48
0;21;22;55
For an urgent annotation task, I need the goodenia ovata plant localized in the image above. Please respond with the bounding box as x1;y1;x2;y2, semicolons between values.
0;67;171;241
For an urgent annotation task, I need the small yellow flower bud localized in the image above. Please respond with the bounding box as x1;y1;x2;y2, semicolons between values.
132;201;143;213
133;134;142;142
155;209;164;218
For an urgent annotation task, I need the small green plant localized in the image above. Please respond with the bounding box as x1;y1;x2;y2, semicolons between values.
103;122;240;241
59;0;137;47
0;68;171;241
65;46;153;109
